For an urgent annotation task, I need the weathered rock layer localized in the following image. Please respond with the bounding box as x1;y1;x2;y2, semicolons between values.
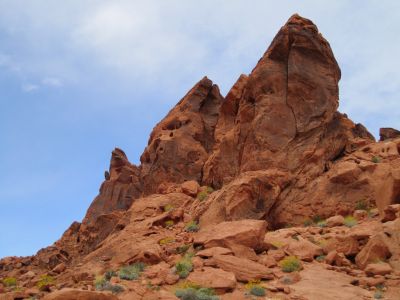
1;14;400;300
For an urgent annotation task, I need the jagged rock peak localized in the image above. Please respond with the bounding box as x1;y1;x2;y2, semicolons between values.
202;13;355;189
139;76;224;194
380;127;400;141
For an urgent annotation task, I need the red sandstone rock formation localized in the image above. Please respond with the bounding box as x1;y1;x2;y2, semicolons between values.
1;14;400;300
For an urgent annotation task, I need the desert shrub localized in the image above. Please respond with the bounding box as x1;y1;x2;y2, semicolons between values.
249;285;266;297
344;216;357;227
36;275;54;291
94;276;107;290
355;199;369;211
104;270;117;281
197;191;208;201
159;237;175;245
245;280;265;297
372;156;381;163
206;186;214;194
279;256;302;273
175;253;194;279
374;290;383;299
185;221;199;232
109;284;124;294
3;277;17;287
94;276;124;294
175;285;219;300
177;244;191;254
165;220;174;228
316;220;327;228
312;215;323;223
196;187;214;202
119;262;145;280
315;255;326;262
164;204;174;212
270;241;285;249
303;218;313;227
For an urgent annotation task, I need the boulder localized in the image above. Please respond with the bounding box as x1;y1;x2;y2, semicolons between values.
180;180;200;197
285;237;323;262
381;204;400;222
187;267;236;291
355;234;391;269
194;219;267;251
326;215;344;227
323;235;359;256
365;263;393;276
206;254;273;282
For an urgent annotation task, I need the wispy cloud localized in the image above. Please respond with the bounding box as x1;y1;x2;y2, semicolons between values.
42;77;63;87
0;1;399;130
21;83;39;92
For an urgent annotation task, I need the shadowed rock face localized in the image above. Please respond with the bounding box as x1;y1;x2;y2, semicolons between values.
3;14;400;300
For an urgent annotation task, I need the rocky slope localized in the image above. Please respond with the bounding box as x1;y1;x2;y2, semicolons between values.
1;14;400;300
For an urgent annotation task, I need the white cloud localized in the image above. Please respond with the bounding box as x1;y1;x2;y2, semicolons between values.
42;77;63;87
0;1;399;132
21;83;39;92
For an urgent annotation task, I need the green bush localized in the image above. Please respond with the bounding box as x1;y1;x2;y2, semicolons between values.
175;253;194;279
270;241;285;249
175;286;219;300
104;270;117;281
206;186;214;194
176;244;191;254
36;275;54;291
164;204;174;212
316;220;327;228
185;221;200;232
250;285;266;297
94;276;107;290
159;237;175;245
165;220;174;228
344;216;357;227
279;256;302;273
119;262;146;280
197;191;208;201
109;284;124;294
2;277;17;287
372;156;381;163
312;215;323;223
355;199;369;211
315;255;326;262
245;280;266;297
94;276;124;294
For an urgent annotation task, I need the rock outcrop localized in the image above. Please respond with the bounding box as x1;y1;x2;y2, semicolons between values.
1;14;400;300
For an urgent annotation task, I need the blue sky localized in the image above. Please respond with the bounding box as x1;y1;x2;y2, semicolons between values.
1;1;399;258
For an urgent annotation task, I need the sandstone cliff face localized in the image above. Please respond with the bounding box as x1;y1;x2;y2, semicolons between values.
2;14;400;300
140;76;223;195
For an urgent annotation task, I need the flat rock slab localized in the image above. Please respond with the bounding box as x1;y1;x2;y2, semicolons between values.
187;267;236;291
206;254;273;282
194;219;267;250
42;289;119;300
289;264;373;300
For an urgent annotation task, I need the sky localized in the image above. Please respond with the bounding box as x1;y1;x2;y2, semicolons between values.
1;1;399;258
